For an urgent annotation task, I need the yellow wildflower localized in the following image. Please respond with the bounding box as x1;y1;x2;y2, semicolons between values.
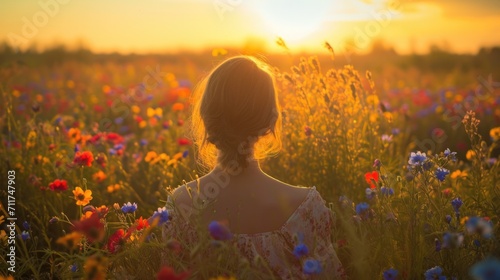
450;170;467;179
172;102;185;112
151;153;169;165
383;112;393;123
107;184;121;193
466;150;475;161
84;255;108;280
490;127;500;142
26;131;37;149
68;128;82;143
56;232;82;250
145;151;158;162
92;171;107;183
147;107;163;118
102;85;111;94
131;105;141;114
366;95;379;106
73;187;93;206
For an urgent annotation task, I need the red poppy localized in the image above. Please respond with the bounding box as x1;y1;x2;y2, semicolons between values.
73;151;94;167
106;133;124;144
72;212;104;243
441;188;453;198
177;119;184;126
106;229;127;254
95;205;109;218
304;126;313;137
49;179;68;192
177;137;191;146
88;134;102;145
94;105;104;113
156;266;190;280
135;115;144;123
364;171;379;189
136;216;149;231
95;153;107;168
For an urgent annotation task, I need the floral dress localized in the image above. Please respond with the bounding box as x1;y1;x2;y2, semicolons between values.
162;186;346;279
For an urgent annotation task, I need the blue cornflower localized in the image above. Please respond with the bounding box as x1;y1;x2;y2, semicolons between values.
303;259;322;275
383;268;399;280
23;221;30;230
486;158;497;167
21;231;30;241
444;148;457;162
182;150;189;158
443;232;464;248
355;202;370;215
70;264;78;272
208;221;233;241
435;167;450;182
381;134;393;142
466;217;493;238
445;215;452;224
380;187;394;196
408;151;427;167
435;238;441;252
470;258;500;280
473;239;481;247
424;266;446;280
466;216;480;232
149;207;169;226
293;243;309;259
139;139;148;146
121;202;137;213
423;161;433;171
451;198;463;215
366;188;376;200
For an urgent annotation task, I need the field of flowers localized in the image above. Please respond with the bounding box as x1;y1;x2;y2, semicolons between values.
0;50;499;279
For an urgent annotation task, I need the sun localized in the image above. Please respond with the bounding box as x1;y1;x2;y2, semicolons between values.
251;0;334;42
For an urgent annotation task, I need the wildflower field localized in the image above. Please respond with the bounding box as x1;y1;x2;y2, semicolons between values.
1;49;499;280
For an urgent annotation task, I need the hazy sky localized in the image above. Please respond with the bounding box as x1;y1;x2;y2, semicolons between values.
0;0;499;54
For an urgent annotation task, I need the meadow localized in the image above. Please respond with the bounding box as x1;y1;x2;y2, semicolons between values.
0;46;499;279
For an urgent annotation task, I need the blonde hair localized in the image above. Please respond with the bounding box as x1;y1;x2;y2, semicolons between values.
190;56;282;170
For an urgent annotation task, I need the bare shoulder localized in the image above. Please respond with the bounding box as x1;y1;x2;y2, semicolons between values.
266;178;313;205
170;180;198;205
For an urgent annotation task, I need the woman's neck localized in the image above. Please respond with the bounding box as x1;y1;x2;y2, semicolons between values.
213;158;263;178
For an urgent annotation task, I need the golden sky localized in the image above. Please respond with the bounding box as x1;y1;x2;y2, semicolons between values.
0;0;499;54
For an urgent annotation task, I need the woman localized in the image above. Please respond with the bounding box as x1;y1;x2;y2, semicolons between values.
163;56;344;279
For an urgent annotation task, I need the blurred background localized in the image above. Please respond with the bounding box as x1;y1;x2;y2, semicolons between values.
1;0;500;54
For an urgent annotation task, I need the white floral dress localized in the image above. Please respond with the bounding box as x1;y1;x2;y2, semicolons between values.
162;186;346;279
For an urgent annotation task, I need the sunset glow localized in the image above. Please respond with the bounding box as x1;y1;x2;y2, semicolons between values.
0;0;499;54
